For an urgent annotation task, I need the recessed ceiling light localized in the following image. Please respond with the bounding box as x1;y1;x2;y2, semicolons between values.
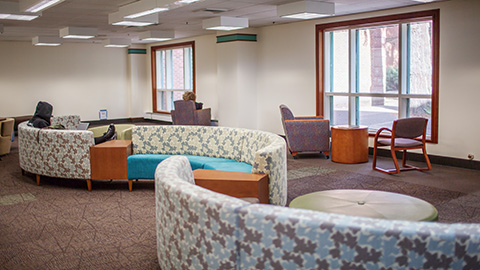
103;38;131;48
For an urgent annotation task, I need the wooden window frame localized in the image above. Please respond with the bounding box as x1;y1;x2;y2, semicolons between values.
316;10;439;143
151;41;196;114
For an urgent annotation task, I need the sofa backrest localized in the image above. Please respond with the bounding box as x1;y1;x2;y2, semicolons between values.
155;156;249;269
133;125;288;206
156;156;480;270
237;204;480;269
51;115;81;130
132;125;245;161
18;119;94;179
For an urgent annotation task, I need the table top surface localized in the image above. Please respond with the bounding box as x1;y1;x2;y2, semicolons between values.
193;169;267;182
91;140;132;149
331;125;368;130
289;189;438;221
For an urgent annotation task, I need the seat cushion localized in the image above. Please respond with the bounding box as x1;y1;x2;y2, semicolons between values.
128;154;253;179
377;138;423;148
203;160;253;173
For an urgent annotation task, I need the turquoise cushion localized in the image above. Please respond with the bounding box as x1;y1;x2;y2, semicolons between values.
128;154;171;180
203;161;253;173
127;154;253;179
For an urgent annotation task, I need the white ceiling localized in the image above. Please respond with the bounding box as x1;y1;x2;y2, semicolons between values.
0;0;444;44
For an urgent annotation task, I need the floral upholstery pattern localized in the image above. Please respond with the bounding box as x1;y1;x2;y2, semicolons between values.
18;116;95;180
156;156;480;270
238;205;480;269
133;125;287;205
18;122;44;176
50;115;81;130
155;156;249;269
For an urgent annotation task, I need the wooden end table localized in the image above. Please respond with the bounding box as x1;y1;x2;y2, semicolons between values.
192;169;269;204
331;125;369;164
90;140;132;191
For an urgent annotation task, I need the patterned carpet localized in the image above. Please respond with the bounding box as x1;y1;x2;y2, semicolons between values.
287;167;480;224
1;139;480;269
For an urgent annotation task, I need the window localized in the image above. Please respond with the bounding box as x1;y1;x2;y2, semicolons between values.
316;10;439;142
151;41;195;113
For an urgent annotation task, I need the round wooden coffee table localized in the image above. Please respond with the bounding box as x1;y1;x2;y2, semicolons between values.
289;189;438;221
331;125;368;164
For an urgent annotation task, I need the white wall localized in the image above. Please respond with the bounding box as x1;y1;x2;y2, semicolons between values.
253;0;480;161
1;0;479;161
0;42;130;121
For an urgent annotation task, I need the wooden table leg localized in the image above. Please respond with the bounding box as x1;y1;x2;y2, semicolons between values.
86;179;92;191
128;180;133;192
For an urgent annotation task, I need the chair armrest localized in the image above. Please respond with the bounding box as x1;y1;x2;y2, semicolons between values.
374;127;392;142
196;108;211;126
294;116;324;120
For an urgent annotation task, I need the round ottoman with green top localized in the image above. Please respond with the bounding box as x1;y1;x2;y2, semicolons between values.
289;189;438;221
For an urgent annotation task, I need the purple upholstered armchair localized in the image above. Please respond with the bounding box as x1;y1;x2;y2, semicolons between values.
171;100;211;126
279;104;330;159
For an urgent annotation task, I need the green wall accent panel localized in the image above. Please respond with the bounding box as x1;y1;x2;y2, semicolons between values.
217;34;257;43
128;49;147;54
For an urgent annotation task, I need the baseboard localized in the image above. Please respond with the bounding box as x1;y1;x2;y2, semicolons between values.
85;117;171;127
369;148;480;170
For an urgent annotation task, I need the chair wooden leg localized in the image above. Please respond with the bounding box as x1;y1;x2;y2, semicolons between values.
323;151;330;159
291;152;298;159
421;146;432;171
86;179;92;191
390;149;401;174
402;150;408;167
128;180;133;192
372;145;378;169
36;175;40;186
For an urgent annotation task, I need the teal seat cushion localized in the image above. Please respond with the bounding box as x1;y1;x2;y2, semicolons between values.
128;154;253;179
128;154;171;180
203;161;253;173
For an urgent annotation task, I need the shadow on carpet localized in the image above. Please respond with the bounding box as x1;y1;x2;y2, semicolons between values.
287;167;480;224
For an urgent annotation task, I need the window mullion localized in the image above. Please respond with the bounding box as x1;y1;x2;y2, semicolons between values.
349;29;358;126
399;23;409;119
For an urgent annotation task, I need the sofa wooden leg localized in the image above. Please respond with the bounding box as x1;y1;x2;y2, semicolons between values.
36;175;40;186
128;180;133;192
86;179;92;191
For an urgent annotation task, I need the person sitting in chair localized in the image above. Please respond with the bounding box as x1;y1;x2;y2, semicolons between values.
182;91;203;110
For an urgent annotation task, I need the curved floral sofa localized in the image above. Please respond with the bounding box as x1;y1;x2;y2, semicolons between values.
128;125;287;205
155;156;480;269
18;115;95;190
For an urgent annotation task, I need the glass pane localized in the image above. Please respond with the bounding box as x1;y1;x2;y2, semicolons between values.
156;90;185;112
408;21;432;95
156;51;165;89
357;25;399;94
331;30;349;93
358;96;398;131
407;98;431;136
331;96;349;126
172;48;185;89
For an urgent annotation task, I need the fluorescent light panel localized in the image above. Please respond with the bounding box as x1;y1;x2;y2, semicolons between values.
0;1;40;20
277;0;334;19
120;0;172;19
139;30;174;42
33;36;61;46
109;11;158;27
103;38;131;48
59;27;97;39
202;16;248;31
0;13;39;21
20;0;65;13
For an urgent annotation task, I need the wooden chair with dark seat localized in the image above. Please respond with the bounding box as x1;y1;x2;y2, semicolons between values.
372;117;432;174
